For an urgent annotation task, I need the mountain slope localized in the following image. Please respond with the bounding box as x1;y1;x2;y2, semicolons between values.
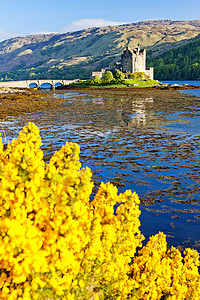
147;35;200;80
1;19;200;80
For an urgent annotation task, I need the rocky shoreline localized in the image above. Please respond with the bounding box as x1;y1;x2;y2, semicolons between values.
62;83;200;91
0;83;199;119
151;83;200;90
0;87;26;94
0;88;62;119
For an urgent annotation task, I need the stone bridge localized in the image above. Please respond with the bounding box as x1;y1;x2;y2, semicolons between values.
0;79;79;89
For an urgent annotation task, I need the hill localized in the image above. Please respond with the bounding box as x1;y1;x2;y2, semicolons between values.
0;19;200;80
147;35;200;80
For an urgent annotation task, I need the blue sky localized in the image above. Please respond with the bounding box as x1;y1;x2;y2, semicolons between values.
0;0;199;41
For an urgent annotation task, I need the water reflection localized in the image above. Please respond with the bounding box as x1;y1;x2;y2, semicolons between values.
1;89;200;250
90;96;153;128
129;96;153;127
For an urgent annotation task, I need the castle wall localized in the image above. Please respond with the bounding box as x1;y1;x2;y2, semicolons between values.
121;48;133;73
121;57;133;72
90;69;105;79
133;50;146;72
144;67;154;80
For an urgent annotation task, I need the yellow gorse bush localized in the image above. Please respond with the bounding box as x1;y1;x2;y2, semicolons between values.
0;122;199;299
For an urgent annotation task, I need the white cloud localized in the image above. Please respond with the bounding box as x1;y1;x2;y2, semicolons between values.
61;18;123;33
29;31;56;36
0;18;124;42
0;30;17;42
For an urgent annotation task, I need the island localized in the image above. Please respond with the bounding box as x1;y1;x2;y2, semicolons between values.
59;46;200;90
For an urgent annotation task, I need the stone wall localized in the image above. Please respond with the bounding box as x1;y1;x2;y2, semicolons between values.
121;48;133;72
133;50;146;72
90;69;106;79
144;67;154;80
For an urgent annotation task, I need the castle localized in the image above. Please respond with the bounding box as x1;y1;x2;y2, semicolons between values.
90;46;154;80
121;47;154;79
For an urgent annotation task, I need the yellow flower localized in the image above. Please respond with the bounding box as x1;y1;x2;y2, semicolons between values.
0;123;199;299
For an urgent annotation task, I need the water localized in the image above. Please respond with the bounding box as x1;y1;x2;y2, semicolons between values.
1;86;200;250
161;80;200;97
161;80;200;87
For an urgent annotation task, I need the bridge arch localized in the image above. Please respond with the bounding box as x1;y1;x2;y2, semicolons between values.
55;82;63;88
29;82;38;89
40;82;53;89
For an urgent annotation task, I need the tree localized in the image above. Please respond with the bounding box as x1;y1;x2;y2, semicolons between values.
114;69;125;81
102;71;114;83
93;75;101;84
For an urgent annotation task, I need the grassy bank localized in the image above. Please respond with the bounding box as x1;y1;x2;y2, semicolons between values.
70;78;160;89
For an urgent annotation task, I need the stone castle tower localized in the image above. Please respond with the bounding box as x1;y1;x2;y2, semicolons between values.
121;46;154;79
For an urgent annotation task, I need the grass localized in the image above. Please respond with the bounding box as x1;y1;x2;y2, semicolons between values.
70;78;161;89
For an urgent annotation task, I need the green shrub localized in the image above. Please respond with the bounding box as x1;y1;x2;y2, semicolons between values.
102;71;114;83
114;70;125;81
93;75;101;84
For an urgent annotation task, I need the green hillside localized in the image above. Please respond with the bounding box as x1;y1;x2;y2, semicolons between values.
0;19;200;80
147;35;200;80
